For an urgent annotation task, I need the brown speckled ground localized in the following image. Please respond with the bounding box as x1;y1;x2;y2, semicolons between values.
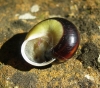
0;0;100;88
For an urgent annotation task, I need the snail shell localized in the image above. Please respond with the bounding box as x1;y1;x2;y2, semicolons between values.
21;17;80;66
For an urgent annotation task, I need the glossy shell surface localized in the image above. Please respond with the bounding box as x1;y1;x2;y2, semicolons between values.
21;17;80;66
53;18;79;62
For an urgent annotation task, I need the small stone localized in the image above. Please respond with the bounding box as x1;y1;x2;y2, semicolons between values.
14;86;19;88
84;74;94;81
19;13;36;20
98;26;100;30
30;4;39;13
97;55;100;63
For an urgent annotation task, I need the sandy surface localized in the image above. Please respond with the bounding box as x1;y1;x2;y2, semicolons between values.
0;0;100;88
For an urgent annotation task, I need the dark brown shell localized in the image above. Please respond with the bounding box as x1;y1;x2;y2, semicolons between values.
51;18;80;62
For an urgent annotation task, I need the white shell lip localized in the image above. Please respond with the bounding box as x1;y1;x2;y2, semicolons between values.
21;18;64;66
21;39;56;66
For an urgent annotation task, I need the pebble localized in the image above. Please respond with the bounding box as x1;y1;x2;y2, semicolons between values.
84;74;94;81
98;26;100;30
30;4;39;13
97;54;100;63
18;13;36;19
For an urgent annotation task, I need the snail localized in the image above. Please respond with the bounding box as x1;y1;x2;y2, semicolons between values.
21;17;80;66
